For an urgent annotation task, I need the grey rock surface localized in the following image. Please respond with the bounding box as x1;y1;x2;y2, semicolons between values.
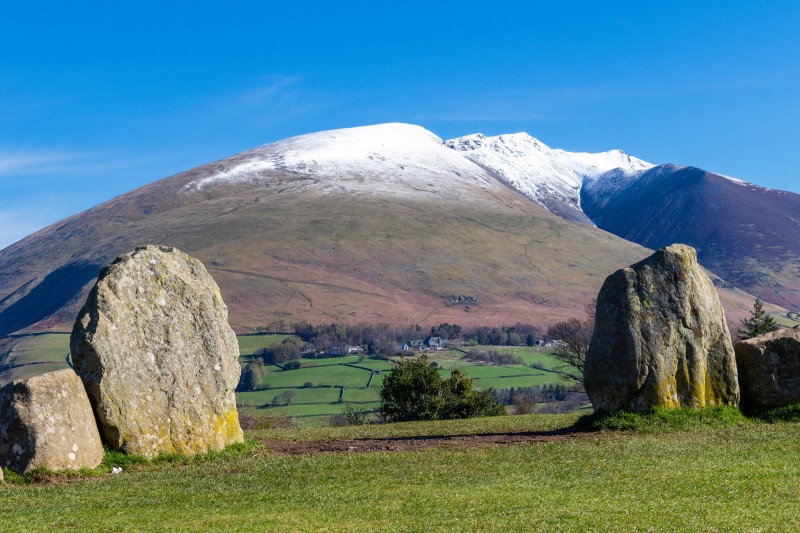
0;369;104;473
735;325;800;410
585;244;739;413
71;245;243;458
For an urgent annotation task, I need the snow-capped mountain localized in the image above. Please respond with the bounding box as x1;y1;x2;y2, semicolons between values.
0;122;796;341
446;132;654;223
190;123;505;205
191;123;655;223
0;124;658;337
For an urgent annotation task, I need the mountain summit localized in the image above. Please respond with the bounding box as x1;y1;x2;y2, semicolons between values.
446;132;653;223
0;123;789;337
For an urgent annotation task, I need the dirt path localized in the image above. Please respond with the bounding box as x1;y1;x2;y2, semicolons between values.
261;427;596;456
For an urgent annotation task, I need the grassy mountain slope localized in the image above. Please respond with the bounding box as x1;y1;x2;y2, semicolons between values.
0;166;656;334
0;126;769;337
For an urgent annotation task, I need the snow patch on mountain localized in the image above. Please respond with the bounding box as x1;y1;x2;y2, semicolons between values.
189;123;502;202
446;132;653;223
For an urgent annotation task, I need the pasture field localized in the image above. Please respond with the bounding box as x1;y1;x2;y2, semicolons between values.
3;333;70;365
771;312;800;328
2;414;800;530
236;386;341;407
0;333;70;385
1;333;568;424
236;334;294;355
262;364;374;389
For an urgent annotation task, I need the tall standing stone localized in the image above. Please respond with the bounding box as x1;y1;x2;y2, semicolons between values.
735;325;800;410
0;369;104;473
584;244;739;413
71;245;243;458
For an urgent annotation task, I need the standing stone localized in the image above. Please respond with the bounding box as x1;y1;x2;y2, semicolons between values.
584;244;739;413
71;246;243;458
0;369;104;473
735;326;800;410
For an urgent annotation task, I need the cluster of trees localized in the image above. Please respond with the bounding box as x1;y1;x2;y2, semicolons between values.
379;355;505;422
256;337;304;365
262;321;549;359
491;384;586;415
237;360;266;392
491;384;570;406
463;349;523;365
461;324;543;347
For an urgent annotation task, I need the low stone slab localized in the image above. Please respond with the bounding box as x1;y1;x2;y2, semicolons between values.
71;246;243;458
585;244;739;413
735;325;800;410
0;369;104;474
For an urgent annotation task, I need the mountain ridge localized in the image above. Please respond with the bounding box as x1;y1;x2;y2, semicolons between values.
0;123;788;337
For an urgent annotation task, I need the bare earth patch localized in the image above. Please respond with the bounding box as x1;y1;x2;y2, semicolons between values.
261;427;596;455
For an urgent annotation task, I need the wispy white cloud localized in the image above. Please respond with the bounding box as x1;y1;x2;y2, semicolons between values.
210;74;328;128
0;149;91;176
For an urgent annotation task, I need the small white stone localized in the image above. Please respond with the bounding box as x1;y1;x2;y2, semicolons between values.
68;452;76;461
72;443;79;452
213;363;221;371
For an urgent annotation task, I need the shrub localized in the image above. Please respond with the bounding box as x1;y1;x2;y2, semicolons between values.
379;355;505;422
330;404;372;426
283;360;301;370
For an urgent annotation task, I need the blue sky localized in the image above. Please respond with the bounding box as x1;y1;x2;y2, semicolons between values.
1;1;798;249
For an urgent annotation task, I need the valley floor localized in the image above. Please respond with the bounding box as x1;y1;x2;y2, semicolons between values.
2;414;800;531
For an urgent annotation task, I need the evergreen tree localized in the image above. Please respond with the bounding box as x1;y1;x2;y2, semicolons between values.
738;297;780;339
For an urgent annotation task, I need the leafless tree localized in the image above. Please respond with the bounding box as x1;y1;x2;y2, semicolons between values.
546;300;595;388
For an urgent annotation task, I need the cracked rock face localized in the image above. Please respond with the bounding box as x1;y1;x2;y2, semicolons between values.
71;246;243;458
584;244;739;413
735;326;800;410
0;369;104;473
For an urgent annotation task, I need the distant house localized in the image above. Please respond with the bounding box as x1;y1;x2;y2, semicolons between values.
330;346;343;356
427;337;447;349
347;346;364;354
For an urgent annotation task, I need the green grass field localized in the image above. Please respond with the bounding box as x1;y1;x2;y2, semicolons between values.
0;333;71;384
264;364;373;389
4;333;70;365
2;414;800;530
237;334;294;355
771;312;800;328
1;334;568;424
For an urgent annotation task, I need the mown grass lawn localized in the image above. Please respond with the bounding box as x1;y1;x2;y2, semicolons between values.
2;415;800;530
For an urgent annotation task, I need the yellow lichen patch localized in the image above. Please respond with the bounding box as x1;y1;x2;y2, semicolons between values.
214;407;244;444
